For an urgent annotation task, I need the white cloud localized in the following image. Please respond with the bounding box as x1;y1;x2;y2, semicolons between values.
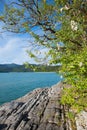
0;23;49;65
0;36;35;64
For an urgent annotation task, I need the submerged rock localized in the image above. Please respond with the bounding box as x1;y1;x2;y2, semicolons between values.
0;82;87;130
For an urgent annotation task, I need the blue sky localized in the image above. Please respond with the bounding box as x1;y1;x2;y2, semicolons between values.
0;0;55;65
0;32;35;64
0;0;39;65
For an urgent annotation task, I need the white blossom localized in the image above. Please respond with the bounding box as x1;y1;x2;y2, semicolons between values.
71;20;78;31
79;62;83;67
60;7;64;12
64;5;69;10
57;44;60;50
60;5;69;12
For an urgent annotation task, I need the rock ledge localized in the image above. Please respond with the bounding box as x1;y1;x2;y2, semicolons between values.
0;82;87;130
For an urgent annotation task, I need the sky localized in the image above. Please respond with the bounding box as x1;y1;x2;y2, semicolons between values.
0;32;36;64
0;0;39;65
0;0;55;65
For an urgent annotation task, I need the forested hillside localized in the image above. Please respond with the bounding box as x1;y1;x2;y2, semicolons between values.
0;63;60;72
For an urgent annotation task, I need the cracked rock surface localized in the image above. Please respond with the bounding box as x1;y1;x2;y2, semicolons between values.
0;82;66;130
0;82;87;130
75;111;87;130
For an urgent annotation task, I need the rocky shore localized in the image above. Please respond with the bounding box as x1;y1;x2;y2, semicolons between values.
0;82;87;130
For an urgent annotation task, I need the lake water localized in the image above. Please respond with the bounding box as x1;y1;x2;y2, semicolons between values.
0;72;61;105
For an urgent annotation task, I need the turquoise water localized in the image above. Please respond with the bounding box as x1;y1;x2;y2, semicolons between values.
0;72;61;105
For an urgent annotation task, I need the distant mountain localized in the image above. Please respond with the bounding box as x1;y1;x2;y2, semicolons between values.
0;64;33;72
0;63;60;72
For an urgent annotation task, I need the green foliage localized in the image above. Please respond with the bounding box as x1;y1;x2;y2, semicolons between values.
55;0;87;112
24;62;60;72
67;111;75;121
